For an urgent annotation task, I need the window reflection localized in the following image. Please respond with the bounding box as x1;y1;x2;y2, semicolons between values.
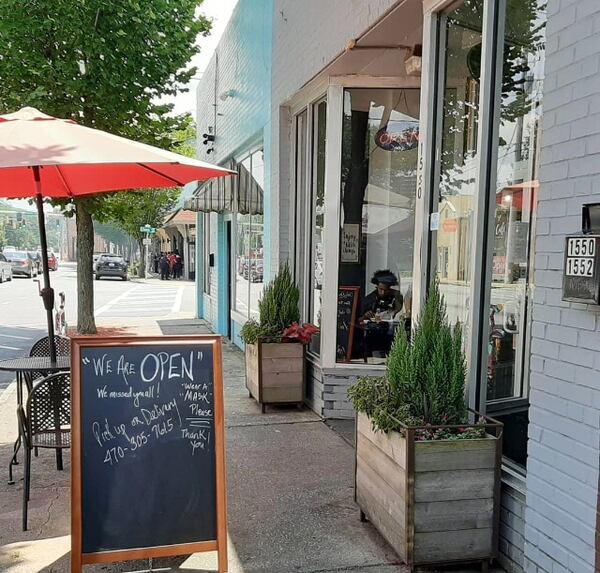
486;0;546;469
435;0;483;336
234;151;265;319
308;100;327;356
336;89;419;364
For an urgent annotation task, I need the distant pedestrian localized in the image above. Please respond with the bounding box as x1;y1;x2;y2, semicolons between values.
159;254;169;280
168;252;177;279
175;252;183;279
153;253;159;274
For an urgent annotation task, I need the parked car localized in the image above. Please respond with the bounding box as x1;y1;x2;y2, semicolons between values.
0;253;13;283
47;251;58;271
6;250;38;278
95;254;128;281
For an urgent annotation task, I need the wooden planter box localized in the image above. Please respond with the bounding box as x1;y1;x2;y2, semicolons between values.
355;412;502;571
245;341;305;413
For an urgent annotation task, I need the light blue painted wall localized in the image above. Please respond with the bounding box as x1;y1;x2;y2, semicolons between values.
195;211;204;318
195;0;273;336
231;320;245;350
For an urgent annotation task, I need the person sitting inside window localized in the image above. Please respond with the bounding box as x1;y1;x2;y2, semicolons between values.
359;269;404;360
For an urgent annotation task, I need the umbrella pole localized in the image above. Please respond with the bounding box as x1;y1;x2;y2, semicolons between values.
33;167;57;363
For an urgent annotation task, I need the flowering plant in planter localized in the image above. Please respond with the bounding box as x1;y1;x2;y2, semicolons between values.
241;263;317;412
282;322;319;345
240;263;318;345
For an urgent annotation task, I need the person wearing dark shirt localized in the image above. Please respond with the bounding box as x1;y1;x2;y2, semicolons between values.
359;269;404;359
159;254;170;281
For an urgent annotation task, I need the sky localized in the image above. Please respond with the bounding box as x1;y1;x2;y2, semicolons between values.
7;0;237;212
170;0;238;116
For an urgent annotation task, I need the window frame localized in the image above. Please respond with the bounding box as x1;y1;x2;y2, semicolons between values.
231;144;265;322
293;77;429;370
423;0;542;476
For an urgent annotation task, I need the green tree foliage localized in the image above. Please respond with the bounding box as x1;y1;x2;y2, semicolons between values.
0;221;5;250
0;203;63;251
240;264;301;344
100;188;180;276
0;1;210;332
348;281;468;434
100;115;196;277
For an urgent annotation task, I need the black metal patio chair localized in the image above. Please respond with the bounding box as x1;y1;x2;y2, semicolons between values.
23;335;70;394
17;372;71;531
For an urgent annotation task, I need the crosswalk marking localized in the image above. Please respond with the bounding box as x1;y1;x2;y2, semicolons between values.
96;284;186;318
171;287;184;313
95;286;141;316
0;344;20;350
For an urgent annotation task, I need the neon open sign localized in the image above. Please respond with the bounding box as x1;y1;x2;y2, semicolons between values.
374;121;419;152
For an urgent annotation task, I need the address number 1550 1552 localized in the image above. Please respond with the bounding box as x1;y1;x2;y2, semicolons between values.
565;237;596;277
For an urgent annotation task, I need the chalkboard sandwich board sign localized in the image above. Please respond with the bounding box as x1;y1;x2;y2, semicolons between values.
71;335;228;573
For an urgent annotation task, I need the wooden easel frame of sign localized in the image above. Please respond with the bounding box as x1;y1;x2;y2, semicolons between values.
70;335;228;573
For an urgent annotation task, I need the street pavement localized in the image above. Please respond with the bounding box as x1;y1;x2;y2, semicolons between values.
0;265;501;573
0;262;195;392
0;326;500;573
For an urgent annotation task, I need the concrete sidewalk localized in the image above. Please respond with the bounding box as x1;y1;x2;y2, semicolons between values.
0;321;493;573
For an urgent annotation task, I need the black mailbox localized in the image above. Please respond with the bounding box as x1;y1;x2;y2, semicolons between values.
562;235;600;304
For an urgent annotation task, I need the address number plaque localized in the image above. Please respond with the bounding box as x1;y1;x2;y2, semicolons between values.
562;235;600;304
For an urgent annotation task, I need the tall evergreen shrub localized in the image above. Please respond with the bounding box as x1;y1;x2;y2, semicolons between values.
240;263;300;344
348;281;467;433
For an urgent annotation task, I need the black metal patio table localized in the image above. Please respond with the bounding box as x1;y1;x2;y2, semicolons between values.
0;356;70;483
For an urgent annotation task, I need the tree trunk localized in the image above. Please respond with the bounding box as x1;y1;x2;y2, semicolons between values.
75;200;97;334
138;239;146;278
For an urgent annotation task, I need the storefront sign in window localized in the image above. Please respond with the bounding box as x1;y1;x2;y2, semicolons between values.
374;121;419;152
340;224;361;263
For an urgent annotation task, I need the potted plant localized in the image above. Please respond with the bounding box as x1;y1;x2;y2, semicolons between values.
240;264;318;413
348;282;502;571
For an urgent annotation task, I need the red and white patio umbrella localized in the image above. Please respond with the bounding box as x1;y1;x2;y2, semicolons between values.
0;107;233;360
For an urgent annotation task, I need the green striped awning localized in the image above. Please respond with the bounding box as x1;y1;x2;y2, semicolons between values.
184;160;263;215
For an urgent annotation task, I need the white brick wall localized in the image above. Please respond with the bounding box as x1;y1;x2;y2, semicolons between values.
270;0;398;270
526;1;600;571
196;0;272;166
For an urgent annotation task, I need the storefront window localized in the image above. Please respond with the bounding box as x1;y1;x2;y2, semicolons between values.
435;0;483;334
233;150;265;320
203;213;211;294
249;151;265;318
294;110;308;318
336;89;419;364
308;99;327;356
485;0;546;469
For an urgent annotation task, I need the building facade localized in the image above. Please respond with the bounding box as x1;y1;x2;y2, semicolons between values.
189;0;272;345
190;1;600;571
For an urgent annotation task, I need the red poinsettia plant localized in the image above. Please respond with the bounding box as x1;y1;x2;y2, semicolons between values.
282;322;319;345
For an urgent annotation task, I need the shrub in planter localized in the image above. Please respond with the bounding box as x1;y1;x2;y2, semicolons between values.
349;282;502;571
240;264;317;412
